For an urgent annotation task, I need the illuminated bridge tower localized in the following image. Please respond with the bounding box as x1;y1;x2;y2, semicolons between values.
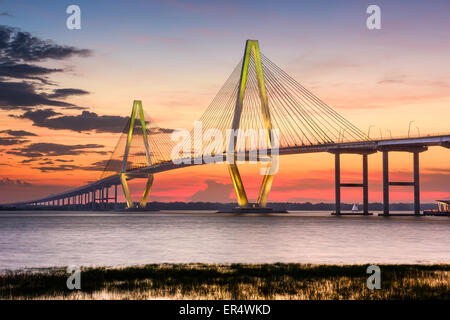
225;40;280;213
119;100;154;209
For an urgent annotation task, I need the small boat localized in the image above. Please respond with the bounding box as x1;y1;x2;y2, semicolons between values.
351;203;359;212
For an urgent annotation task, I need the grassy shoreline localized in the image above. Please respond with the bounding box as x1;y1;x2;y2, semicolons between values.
1;263;449;300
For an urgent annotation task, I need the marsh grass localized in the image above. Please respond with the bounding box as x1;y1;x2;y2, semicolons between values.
1;263;448;300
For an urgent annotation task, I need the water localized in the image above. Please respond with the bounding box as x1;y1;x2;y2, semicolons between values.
1;211;449;270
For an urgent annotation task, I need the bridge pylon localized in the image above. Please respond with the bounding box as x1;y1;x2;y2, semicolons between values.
227;39;275;208
120;100;154;209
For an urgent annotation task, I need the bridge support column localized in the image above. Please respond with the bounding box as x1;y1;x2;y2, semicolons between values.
383;151;389;215
106;186;109;210
120;174;132;208
114;184;118;210
101;188;104;210
228;164;249;208
379;146;427;216
139;175;153;208
363;154;369;214
334;153;341;215
414;151;420;215
329;148;375;215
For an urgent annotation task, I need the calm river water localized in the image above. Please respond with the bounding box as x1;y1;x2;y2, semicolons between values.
0;211;449;270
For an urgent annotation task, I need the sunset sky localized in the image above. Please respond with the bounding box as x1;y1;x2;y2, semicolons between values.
1;0;449;204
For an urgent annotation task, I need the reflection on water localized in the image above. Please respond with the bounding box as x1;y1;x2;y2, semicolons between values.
0;211;449;270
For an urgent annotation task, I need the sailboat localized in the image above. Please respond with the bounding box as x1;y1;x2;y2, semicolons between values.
351;203;359;212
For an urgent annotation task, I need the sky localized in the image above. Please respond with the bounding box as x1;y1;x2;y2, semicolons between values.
0;0;449;204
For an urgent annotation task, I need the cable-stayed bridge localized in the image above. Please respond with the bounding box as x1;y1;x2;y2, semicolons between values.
8;40;450;215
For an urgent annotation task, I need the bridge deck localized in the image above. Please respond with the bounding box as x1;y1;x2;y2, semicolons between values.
7;134;450;206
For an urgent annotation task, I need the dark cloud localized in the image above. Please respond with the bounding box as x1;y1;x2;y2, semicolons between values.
0;13;13;18
20;159;35;164
421;172;450;192
0;129;37;137
0;62;62;83
149;127;176;134
424;168;450;174
0;25;91;111
32;164;77;172
0;129;34;145
0;25;12;49
0;81;83;110
48;88;89;99
132;121;175;135
31;159;121;173
84;159;122;171
39;160;54;165
0;136;28;145
54;159;74;163
189;180;234;202
17;108;176;134
7;142;106;158
19;157;73;165
19;109;129;133
14;108;61;122
0;178;32;186
0;25;91;62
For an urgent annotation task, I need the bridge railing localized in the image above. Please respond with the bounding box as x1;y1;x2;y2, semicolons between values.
366;131;450;142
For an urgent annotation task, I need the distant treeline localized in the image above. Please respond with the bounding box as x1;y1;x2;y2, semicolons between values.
143;201;438;211
0;201;438;211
